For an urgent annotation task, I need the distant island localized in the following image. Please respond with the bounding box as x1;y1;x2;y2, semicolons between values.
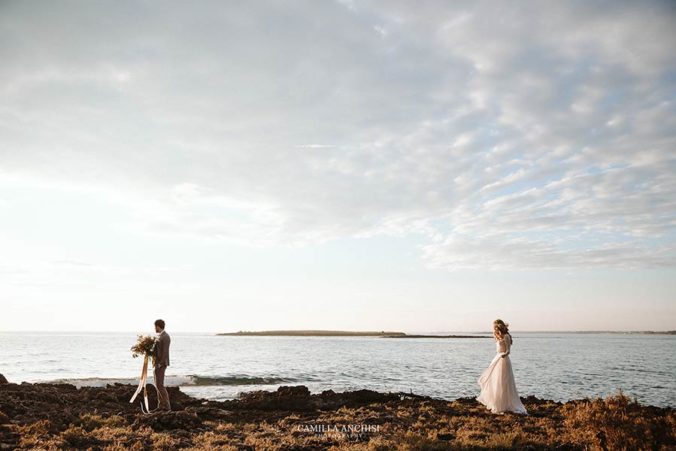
216;329;676;337
546;330;676;335
216;330;490;338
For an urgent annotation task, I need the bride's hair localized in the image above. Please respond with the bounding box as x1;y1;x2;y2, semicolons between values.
493;319;511;341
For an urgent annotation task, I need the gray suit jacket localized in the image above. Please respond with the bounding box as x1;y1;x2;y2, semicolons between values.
154;330;171;368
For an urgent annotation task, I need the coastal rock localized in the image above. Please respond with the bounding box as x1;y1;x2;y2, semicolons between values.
0;374;7;384
0;381;673;450
0;382;202;426
229;385;402;412
235;385;314;411
314;388;401;409
184;406;233;420
131;410;203;432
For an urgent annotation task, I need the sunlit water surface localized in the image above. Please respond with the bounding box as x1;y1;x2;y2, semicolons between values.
0;332;673;406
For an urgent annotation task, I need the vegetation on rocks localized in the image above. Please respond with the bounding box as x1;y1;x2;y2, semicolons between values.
0;378;673;450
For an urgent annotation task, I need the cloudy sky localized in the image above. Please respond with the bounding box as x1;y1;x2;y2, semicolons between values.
1;0;675;332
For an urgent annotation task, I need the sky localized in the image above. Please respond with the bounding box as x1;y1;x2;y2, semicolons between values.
1;0;675;333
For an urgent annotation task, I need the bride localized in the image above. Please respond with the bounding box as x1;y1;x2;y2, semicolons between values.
476;319;528;415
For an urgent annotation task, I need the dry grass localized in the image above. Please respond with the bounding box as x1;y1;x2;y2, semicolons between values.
3;388;674;450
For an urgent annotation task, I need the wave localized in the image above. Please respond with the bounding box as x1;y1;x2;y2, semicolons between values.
45;375;306;388
189;375;302;386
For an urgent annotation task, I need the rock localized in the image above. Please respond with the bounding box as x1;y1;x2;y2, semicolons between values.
235;385;314;411
277;385;311;397
230;385;402;412
0;375;7;384
454;395;480;405
0;381;674;450
0;382;204;425
61;425;100;448
184;406;233;420
131;410;203;431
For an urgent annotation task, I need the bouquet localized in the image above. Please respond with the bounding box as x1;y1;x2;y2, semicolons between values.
131;334;158;362
129;334;158;413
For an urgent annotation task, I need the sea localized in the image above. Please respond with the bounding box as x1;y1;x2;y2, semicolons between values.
0;331;673;407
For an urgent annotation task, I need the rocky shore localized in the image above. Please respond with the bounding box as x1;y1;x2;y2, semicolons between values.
0;375;673;450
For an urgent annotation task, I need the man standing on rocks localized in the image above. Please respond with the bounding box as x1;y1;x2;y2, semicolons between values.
153;319;171;411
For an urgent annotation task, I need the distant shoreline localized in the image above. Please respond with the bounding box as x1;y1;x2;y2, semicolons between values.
535;330;676;335
215;329;676;337
216;330;491;338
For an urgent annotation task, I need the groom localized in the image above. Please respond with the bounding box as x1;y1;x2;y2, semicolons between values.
152;319;171;411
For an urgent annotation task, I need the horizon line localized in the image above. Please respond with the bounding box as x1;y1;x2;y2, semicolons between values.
0;329;674;334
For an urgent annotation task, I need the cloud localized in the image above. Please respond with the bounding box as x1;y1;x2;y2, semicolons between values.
421;233;676;271
0;0;675;269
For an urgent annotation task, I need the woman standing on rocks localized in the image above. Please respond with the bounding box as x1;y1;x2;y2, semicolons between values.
476;319;528;415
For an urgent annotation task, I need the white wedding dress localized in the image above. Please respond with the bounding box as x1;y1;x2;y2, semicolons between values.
476;333;528;415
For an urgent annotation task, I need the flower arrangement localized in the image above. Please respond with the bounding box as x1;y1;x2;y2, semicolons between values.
131;335;157;361
130;334;158;413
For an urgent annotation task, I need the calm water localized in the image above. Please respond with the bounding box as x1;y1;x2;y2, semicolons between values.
0;332;673;407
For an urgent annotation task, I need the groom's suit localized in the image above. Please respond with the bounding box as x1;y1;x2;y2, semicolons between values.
153;330;171;411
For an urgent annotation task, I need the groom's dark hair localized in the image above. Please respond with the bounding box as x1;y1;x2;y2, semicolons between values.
154;319;165;329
